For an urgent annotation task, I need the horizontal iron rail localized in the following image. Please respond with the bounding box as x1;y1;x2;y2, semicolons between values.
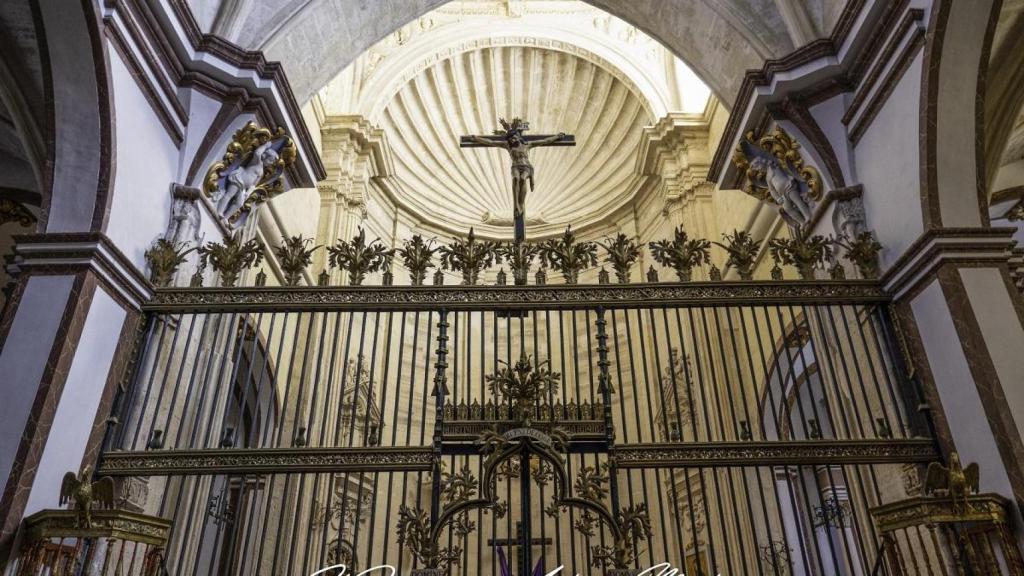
97;446;434;476
97;439;935;476
142;280;889;312
613;439;938;468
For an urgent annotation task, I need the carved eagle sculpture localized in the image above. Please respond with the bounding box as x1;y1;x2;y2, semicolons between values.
60;466;116;528
924;452;979;514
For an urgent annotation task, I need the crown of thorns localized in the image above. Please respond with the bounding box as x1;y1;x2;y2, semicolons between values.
494;117;530;137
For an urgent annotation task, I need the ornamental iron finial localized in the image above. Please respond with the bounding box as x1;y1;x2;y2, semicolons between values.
713;230;760;281
835;231;883;279
274;235;321;287
649;226;711;282
439;228;499;285
768;234;834;280
397;234;440;286
144;239;196;288
328;227;393;286
598;233;641;283
539;226;598;285
485;354;561;426
198;232;264;287
496;242;541;286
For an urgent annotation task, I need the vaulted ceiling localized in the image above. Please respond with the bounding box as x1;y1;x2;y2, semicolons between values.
377;45;651;234
187;0;852;108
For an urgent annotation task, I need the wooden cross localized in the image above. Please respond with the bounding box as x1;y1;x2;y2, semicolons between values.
460;118;575;243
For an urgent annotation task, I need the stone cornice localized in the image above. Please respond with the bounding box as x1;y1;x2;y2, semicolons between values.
108;0;327;183
7;233;154;310
881;227;1019;300
708;0;917;182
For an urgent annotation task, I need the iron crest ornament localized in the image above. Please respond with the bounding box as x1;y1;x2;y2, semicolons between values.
203;121;297;228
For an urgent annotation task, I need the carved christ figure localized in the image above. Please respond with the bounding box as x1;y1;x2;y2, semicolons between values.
466;130;566;238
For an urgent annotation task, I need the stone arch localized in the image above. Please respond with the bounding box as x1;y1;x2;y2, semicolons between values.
919;0;1003;228
32;0;113;233
256;0;780;108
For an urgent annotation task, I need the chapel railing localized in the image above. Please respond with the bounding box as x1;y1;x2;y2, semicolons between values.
69;278;947;575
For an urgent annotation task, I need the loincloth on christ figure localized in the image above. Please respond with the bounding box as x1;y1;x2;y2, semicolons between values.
510;164;534;180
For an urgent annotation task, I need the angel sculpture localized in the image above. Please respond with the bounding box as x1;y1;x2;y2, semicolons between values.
60;466;116;528
204;122;296;228
733;128;821;231
924;452;979;514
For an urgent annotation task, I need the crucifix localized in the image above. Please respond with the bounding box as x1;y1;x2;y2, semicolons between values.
460;118;575;244
487;520;553;576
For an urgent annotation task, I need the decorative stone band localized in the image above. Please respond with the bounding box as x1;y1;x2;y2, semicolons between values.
8;233;153;309
880;227;1019;300
612;439;938;468
143;280;888;313
97;446;435;476
22;509;173;546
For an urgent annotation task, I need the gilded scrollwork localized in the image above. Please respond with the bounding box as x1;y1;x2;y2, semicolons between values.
732;126;823;230
204;121;297;227
0;198;36;227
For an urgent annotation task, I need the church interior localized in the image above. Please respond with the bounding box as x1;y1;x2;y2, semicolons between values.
1;0;1024;574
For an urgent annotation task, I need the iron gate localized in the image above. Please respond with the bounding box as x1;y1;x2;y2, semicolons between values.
83;282;936;575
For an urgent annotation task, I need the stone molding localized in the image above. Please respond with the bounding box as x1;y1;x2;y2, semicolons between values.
709;0;919;182
102;0;325;184
7;233;153;310
881;227;1019;300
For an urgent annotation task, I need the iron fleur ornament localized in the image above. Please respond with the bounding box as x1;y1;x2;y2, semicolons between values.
439;227;499;285
539;225;598;284
836;231;883;279
144;238;196;288
496;241;541;286
485;354;561;426
203;121;297;227
328;227;393;286
397;234;440;286
649;226;712;282
714;230;760;281
599;233;642;283
198;232;264;287
273;235;321;286
768;234;833;280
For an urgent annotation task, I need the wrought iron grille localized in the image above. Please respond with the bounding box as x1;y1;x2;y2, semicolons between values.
89;281;937;575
